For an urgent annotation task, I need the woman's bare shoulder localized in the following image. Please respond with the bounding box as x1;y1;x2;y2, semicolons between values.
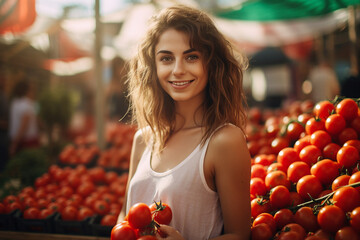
210;124;247;150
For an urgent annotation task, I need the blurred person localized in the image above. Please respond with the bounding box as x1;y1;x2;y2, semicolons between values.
308;60;340;103
105;56;131;123
9;79;40;156
117;5;251;240
0;73;9;170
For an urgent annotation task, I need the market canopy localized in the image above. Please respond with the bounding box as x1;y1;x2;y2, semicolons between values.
215;0;360;21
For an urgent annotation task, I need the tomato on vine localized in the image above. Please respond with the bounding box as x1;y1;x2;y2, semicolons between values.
332;186;360;213
149;201;172;225
127;203;152;229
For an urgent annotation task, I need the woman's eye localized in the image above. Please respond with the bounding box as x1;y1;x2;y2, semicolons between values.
160;56;173;62
186;55;199;61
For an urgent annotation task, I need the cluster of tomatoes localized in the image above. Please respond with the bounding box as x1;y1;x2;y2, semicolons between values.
0;164;128;227
59;122;136;168
111;201;172;240
247;97;360;240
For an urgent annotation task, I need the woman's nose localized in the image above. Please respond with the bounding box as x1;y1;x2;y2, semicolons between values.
173;60;185;75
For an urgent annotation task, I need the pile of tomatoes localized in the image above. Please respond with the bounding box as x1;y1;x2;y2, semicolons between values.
59;122;136;169
0;165;128;228
111;201;172;240
247;97;360;240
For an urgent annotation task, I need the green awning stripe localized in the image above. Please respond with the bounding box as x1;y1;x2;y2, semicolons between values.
215;0;360;21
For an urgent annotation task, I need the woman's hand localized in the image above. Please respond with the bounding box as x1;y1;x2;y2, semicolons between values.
156;225;185;240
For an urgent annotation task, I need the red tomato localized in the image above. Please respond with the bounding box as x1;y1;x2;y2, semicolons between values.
251;223;274;240
252;213;276;235
349;171;360;193
305;117;325;135
274;209;294;230
271;137;290;154
289;192;304;207
280;223;306;239
332;175;351;191
250;178;267;197
287;161;311;183
314;101;335;120
77;181;96;198
137;236;157;240
254;154;275;167
286;121;305;141
127;203;152;229
337;127;358;145
299;145;322;166
23;207;40;219
325;113;346;135
332;186;360;213
298;113;312;125
317;205;346;233
296;175;323;200
3;195;19;205
251;198;271;218
335;226;360;240
265;170;290;191
293;135;311;154
21;186;35;197
351;115;360;134
336;98;359;121
310;130;332;150
93;200;110;216
310;159;341;186
337;145;359;168
149;201;172;225
77;207;94;221
350;207;360;233
269;185;290;210
5;202;22;214
47;202;63;213
267;162;287;174
322;142;341;161
39;208;54;219
277;147;300;170
344;139;360;153
38;198;50;210
251;164;267;180
111;223;137;240
294;207;319;233
101;214;118;226
313;229;333;239
61;205;78;221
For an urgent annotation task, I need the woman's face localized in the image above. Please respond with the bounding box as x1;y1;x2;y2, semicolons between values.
155;28;208;105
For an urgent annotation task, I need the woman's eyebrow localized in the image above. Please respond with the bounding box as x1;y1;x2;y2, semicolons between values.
156;48;196;55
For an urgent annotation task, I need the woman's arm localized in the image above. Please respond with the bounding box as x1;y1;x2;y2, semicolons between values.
208;125;252;240
117;129;147;223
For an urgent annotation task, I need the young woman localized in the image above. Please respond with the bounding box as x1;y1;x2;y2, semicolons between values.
118;5;251;240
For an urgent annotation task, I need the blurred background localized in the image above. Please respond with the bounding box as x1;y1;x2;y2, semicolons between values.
0;0;359;191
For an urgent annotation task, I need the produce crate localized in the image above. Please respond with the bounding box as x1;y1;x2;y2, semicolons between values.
89;215;113;237
0;210;20;231
54;213;92;235
16;212;57;233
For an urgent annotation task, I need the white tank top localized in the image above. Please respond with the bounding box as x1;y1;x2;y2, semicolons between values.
126;128;224;240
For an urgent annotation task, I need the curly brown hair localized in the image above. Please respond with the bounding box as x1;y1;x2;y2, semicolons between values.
127;5;248;151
